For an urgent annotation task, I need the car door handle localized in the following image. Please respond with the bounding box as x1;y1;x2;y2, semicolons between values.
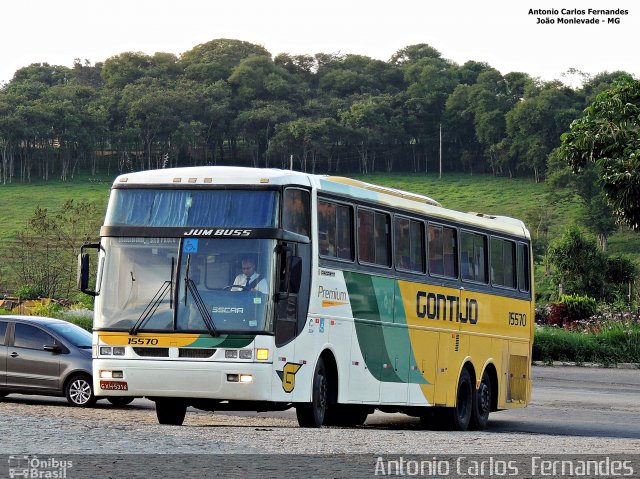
10;352;19;358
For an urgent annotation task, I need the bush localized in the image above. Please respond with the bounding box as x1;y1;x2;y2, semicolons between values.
533;323;640;364
30;301;63;317
560;294;597;321
542;294;597;327
64;316;93;332
14;285;47;300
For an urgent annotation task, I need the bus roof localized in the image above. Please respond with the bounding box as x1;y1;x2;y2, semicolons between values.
113;167;529;239
113;166;313;187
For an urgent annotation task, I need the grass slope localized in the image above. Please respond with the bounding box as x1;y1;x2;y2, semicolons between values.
1;171;638;294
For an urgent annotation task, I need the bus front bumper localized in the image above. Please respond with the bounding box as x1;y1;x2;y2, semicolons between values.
93;359;273;400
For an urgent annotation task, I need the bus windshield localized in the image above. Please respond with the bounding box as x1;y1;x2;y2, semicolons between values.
95;237;276;333
105;189;278;227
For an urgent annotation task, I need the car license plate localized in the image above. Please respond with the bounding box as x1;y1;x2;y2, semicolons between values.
100;380;128;391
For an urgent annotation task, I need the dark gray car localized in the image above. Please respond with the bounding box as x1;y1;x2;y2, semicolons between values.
0;315;132;407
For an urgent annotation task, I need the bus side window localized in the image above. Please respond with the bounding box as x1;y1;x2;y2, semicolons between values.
358;208;390;266
395;217;424;273
318;200;337;257
460;231;488;283
517;243;530;292
283;189;310;237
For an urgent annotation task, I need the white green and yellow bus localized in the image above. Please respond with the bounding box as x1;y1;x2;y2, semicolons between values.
79;166;534;430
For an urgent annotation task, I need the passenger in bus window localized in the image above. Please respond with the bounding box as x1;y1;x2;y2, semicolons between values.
319;231;335;256
232;257;268;294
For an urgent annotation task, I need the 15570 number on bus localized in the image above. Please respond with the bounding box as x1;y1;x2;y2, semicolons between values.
509;312;527;327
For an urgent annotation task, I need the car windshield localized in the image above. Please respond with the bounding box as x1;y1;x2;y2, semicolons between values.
48;322;92;348
95;237;276;334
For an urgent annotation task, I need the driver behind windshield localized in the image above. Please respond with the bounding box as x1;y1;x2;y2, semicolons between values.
231;257;268;294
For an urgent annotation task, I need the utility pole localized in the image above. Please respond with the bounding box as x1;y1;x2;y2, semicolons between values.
439;123;442;179
290;154;293;171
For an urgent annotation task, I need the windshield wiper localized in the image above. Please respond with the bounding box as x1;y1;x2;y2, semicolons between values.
130;258;174;335
183;254;219;337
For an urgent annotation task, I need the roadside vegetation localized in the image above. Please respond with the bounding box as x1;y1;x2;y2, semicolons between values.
1;40;639;364
533;310;640;365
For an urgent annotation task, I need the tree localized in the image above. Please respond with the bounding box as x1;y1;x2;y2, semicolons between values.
506;80;582;182
547;226;607;299
559;75;640;230
13;200;103;299
547;150;617;251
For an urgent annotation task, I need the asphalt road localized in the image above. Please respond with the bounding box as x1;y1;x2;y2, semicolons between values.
3;365;639;439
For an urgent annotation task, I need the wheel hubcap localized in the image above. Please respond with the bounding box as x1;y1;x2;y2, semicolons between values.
70;380;91;404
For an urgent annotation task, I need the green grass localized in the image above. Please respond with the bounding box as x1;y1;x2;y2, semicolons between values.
533;323;640;365
0;173;113;239
1;171;639;296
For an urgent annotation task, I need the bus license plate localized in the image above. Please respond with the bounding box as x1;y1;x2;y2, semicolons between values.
100;380;128;391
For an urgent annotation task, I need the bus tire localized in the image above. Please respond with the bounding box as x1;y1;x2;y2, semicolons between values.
107;397;135;407
470;370;492;430
296;357;328;427
445;367;473;431
156;398;187;426
325;405;369;427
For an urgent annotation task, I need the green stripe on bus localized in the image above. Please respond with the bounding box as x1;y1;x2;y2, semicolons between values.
345;272;428;385
190;335;254;348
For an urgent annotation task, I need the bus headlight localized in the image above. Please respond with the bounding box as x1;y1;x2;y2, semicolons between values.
239;349;252;359
100;346;112;356
239;374;253;383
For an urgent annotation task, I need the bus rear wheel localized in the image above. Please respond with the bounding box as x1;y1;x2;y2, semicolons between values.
445;367;473;431
156;398;187;426
470;370;492;430
296;357;328;427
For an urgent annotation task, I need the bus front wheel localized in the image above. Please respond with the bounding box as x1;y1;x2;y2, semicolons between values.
156;398;187;426
296;357;328;427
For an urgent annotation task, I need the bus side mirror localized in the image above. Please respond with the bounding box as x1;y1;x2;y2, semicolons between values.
78;243;101;296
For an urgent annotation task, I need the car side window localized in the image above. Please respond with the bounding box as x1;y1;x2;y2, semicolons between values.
0;321;7;345
13;323;55;350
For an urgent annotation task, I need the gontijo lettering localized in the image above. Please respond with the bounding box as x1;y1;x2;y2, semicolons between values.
416;291;479;324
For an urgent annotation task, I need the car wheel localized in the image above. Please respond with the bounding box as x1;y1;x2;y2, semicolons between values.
65;374;96;407
107;397;135;406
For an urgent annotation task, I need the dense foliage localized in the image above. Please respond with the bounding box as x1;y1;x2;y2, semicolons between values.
559;76;640;230
0;39;632;183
